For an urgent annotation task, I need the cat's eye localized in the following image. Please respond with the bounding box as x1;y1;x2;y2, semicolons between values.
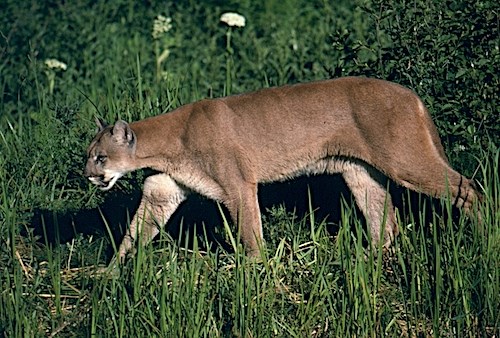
95;155;107;164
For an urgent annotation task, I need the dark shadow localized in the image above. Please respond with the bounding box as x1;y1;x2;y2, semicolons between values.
29;173;458;261
29;175;351;256
29;189;142;255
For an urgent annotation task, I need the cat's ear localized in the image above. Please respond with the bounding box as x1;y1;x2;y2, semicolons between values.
112;120;135;147
95;116;108;132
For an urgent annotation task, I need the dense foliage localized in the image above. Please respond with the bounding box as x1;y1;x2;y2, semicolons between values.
1;0;498;212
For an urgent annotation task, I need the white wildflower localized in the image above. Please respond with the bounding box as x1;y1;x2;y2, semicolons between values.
152;15;172;39
44;58;67;71
220;12;246;28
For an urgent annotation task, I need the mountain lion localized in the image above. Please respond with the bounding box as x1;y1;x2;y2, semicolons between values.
84;77;481;262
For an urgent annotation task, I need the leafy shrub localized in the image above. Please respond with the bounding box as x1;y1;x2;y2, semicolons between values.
330;0;499;173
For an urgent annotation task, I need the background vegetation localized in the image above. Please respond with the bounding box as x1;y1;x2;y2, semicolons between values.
0;0;498;336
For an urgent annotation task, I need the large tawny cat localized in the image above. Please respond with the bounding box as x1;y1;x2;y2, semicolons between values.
84;77;481;261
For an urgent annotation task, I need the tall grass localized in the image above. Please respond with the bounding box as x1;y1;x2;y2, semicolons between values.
2;173;498;336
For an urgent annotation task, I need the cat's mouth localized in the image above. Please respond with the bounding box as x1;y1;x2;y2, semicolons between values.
88;173;122;191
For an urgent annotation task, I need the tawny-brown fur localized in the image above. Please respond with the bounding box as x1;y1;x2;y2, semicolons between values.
84;77;481;261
